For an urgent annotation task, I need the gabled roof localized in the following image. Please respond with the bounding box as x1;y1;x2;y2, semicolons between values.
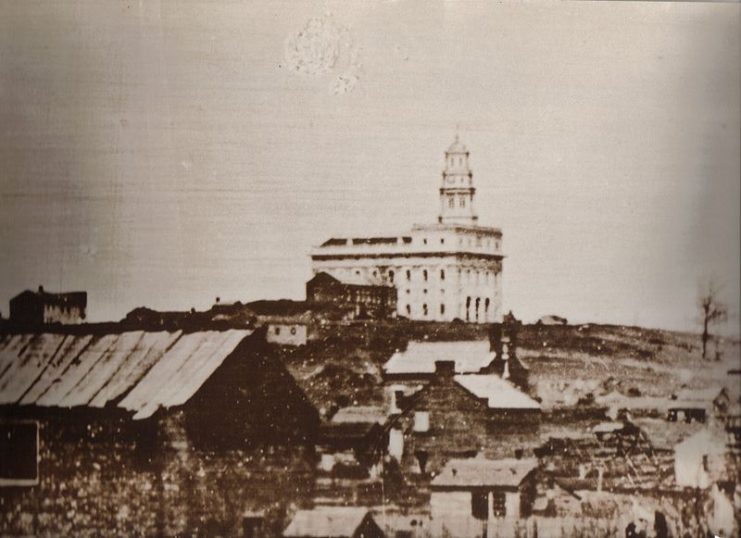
0;330;251;420
432;457;538;488
383;340;493;376
11;289;87;309
331;406;386;425
309;271;392;289
674;387;724;403
283;506;373;537
454;374;540;410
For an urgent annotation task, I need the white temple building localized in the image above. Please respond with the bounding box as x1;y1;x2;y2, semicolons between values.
310;136;504;323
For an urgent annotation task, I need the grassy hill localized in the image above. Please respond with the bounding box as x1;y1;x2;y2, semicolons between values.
274;321;740;417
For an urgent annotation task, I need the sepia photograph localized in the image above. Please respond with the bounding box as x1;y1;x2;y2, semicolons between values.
0;1;739;536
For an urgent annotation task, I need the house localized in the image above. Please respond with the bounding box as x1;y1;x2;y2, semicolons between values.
0;327;319;536
282;506;385;538
307;272;397;320
667;386;730;424
266;322;309;346
536;315;568;326
429;457;538;537
314;406;389;505
388;361;540;476
673;428;729;489
383;340;495;381
9;286;87;325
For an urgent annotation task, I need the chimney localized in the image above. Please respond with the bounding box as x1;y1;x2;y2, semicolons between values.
489;323;502;353
38;285;44;293
434;360;456;378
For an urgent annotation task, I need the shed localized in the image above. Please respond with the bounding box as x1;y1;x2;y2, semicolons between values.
282;506;384;538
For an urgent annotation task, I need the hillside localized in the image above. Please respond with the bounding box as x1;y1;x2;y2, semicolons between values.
274;321;741;417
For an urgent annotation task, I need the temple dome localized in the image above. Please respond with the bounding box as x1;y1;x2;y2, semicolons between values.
446;135;468;154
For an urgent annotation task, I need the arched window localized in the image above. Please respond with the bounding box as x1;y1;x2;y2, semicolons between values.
423;269;428;281
406;304;411;316
475;298;481;322
440;269;445;280
465;296;471;322
440;304;445;315
406;269;411;281
388;270;395;283
423;304;428;316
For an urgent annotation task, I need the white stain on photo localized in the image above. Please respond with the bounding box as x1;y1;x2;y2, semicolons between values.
284;13;362;94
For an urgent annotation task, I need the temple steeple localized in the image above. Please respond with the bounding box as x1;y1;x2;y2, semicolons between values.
438;135;477;225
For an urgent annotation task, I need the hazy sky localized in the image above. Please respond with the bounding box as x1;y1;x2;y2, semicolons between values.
1;1;739;333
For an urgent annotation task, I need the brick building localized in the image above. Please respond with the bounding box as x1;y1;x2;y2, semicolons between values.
9;286;87;325
388;361;541;477
306;272;397;320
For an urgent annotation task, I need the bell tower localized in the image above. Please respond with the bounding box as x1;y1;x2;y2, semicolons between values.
439;135;477;225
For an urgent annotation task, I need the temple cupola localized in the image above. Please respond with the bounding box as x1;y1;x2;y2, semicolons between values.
439;135;477;225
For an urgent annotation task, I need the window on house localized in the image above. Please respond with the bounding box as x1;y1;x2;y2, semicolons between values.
440;269;445;280
406;304;411;316
492;491;506;517
388;270;395;283
290;327;297;335
423;269;428;281
406;269;411;281
448;196;455;208
414;450;429;474
459;196;466;208
422;304;428;316
485;298;490;314
413;411;429;432
440;238;445;244
471;491;488;520
423;238;427;244
0;421;39;486
440;304;445;315
274;327;281;335
242;516;264;538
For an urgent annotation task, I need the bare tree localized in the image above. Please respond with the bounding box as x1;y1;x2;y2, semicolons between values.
698;281;727;360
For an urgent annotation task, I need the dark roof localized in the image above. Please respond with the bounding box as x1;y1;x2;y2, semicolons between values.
11;288;87;309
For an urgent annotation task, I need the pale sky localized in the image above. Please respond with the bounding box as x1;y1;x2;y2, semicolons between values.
1;1;739;333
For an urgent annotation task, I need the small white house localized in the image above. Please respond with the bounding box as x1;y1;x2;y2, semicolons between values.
674;429;727;488
430;457;538;538
265;323;308;346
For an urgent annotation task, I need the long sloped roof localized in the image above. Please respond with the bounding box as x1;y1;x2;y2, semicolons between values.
283;506;371;537
431;457;538;488
383;340;493;376
0;330;251;419
454;374;541;410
